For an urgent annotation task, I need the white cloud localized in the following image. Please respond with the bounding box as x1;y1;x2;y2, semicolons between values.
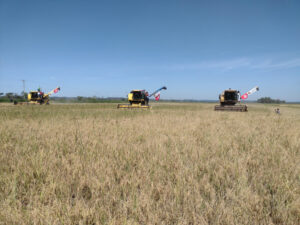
252;58;300;69
161;58;300;71
162;58;250;71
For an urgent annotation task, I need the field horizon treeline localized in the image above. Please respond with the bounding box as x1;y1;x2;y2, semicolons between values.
0;92;294;104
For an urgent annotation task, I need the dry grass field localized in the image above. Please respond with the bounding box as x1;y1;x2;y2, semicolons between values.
0;102;299;225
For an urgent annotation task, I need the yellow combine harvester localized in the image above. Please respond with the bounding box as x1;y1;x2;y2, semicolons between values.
214;89;247;112
14;87;60;105
117;86;167;109
214;86;259;112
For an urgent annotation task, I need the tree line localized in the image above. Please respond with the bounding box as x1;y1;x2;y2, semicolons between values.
0;92;286;104
0;92;27;102
257;97;285;104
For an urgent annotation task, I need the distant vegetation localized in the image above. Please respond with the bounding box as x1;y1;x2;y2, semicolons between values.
257;97;286;104
0;92;291;104
0;92;126;103
51;96;127;103
75;96;127;103
0;92;218;103
0;92;27;103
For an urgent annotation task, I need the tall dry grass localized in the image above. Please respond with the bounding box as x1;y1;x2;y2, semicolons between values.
0;103;299;224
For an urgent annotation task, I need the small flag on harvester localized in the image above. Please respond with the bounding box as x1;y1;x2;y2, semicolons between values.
54;87;60;93
241;93;248;100
155;92;160;101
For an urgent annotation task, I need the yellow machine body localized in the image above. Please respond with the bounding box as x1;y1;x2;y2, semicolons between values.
27;91;50;104
15;91;50;105
14;86;60;105
117;90;150;109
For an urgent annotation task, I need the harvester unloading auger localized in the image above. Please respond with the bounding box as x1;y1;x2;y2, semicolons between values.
14;87;61;105
214;86;259;112
117;86;167;109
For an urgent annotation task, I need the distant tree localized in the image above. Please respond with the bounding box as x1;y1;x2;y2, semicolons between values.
257;97;285;104
5;92;14;98
77;96;83;101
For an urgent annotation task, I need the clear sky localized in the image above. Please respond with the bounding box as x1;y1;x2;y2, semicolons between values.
0;0;300;101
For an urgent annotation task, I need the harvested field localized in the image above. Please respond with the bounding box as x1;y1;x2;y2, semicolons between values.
0;103;299;224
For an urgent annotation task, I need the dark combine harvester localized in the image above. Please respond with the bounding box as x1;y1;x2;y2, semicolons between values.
214;89;247;112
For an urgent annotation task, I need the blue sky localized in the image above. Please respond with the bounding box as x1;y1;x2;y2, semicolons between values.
0;0;300;101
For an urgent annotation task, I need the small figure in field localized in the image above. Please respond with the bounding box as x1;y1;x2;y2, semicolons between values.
275;108;280;114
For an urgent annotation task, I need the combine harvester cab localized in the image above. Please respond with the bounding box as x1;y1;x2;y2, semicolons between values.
117;86;167;109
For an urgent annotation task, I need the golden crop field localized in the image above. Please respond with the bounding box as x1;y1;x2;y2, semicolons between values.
0;103;299;225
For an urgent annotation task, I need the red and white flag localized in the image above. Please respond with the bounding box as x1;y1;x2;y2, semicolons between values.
54;87;60;93
241;86;259;100
241;93;248;99
49;87;61;95
155;92;160;101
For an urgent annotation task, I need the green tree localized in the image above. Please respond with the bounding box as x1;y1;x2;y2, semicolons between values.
257;97;285;104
